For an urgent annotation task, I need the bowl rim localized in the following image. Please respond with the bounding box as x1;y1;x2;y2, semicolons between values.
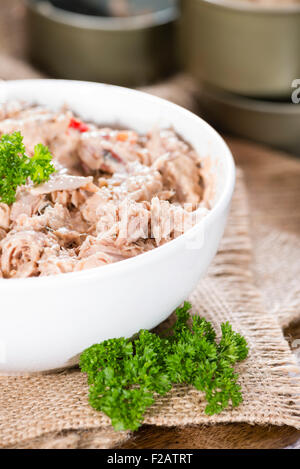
0;79;235;288
198;0;300;14
26;0;179;30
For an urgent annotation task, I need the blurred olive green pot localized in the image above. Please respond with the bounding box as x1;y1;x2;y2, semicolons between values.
200;84;300;156
180;0;300;99
26;0;178;87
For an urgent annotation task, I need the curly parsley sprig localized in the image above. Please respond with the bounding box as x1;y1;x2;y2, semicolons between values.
0;131;56;205
80;302;248;432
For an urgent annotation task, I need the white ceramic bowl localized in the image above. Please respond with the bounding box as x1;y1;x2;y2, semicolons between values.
0;80;235;374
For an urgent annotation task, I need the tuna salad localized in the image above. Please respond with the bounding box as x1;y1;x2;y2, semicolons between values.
0;101;210;279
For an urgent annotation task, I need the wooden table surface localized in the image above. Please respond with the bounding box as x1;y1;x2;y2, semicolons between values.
0;0;299;449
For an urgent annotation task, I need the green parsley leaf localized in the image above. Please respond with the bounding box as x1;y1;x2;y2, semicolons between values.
0;131;56;205
80;302;249;432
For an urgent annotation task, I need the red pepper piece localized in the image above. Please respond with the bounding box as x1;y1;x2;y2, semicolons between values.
69;118;89;133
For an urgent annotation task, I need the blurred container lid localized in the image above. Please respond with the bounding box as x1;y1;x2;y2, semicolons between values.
200;83;300;156
49;0;177;17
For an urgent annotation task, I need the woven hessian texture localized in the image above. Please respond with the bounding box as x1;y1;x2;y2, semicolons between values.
1;172;299;449
227;140;300;329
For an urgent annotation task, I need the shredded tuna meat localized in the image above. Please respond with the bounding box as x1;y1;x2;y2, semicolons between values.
0;102;211;278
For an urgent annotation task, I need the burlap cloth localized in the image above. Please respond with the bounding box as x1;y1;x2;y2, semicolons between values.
0;49;300;448
228;140;300;329
0;170;299;449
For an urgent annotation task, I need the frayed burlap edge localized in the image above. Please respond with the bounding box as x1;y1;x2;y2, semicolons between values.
227;138;300;329
5;428;131;450
252;227;300;329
